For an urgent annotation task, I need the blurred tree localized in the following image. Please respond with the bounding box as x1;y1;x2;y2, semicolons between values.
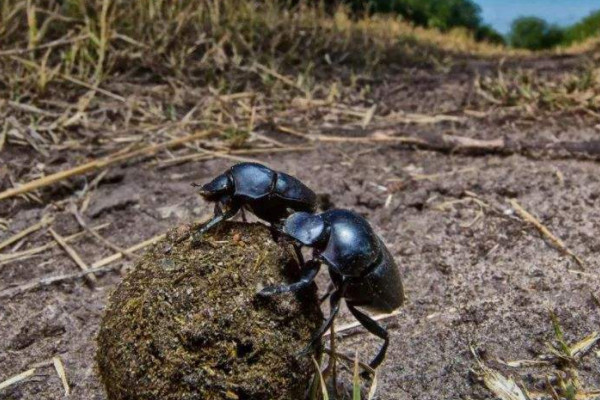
509;16;564;50
345;0;504;44
475;24;506;45
427;0;482;31
563;10;600;45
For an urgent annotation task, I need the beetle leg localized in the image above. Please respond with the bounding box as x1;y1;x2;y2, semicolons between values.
299;281;348;356
214;202;223;216
293;244;305;267
269;224;281;242
347;303;389;375
319;282;335;304
194;205;240;238
257;260;320;296
240;207;247;222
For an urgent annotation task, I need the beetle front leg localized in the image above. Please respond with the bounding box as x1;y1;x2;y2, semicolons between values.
257;260;320;296
293;244;305;267
269;223;282;243
270;221;305;264
347;303;389;376
193;204;240;238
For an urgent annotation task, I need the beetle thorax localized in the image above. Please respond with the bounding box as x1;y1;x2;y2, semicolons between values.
319;210;381;277
199;173;233;201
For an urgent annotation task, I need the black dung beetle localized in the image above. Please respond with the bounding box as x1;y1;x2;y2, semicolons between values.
259;209;404;371
194;162;317;235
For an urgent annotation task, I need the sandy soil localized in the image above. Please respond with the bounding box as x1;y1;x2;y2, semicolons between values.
1;56;599;399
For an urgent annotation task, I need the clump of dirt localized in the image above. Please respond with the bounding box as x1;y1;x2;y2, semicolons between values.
96;222;323;400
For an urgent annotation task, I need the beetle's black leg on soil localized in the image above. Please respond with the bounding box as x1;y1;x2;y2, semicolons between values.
258;260;320;296
347;303;389;376
240;207;247;222
319;282;335;304
300;281;348;356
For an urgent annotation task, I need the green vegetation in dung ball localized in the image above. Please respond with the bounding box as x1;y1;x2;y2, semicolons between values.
96;222;323;400
509;16;564;50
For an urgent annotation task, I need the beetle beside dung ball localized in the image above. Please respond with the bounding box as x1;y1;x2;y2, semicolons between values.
194;162;405;372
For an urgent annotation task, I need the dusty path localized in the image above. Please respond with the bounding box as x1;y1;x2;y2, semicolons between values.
1;55;600;399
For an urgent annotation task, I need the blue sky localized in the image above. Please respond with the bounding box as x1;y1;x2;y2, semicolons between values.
474;0;600;34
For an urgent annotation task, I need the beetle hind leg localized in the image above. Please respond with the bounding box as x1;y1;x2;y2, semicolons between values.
319;282;335;304
299;282;347;357
347;303;389;377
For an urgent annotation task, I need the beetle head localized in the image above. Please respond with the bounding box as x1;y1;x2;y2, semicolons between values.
195;173;233;201
283;212;326;246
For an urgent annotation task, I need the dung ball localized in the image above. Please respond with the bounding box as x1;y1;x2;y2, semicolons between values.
97;222;323;400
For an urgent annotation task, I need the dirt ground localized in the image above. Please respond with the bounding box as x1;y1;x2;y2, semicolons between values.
1;55;600;400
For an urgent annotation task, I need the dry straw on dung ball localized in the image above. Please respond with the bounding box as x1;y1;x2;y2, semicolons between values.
97;222;323;400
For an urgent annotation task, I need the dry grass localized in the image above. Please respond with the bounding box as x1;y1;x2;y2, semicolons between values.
0;0;513;95
0;0;518;137
559;36;600;56
1;1;374;94
1;1;595;179
0;0;522;205
476;62;600;117
473;312;600;400
0;0;595;150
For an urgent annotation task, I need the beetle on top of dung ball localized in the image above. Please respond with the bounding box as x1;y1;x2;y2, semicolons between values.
194;162;405;374
194;162;317;234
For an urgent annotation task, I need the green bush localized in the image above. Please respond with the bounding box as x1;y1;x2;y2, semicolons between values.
344;0;505;44
563;10;600;45
341;1;600;50
475;24;506;45
509;16;564;50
